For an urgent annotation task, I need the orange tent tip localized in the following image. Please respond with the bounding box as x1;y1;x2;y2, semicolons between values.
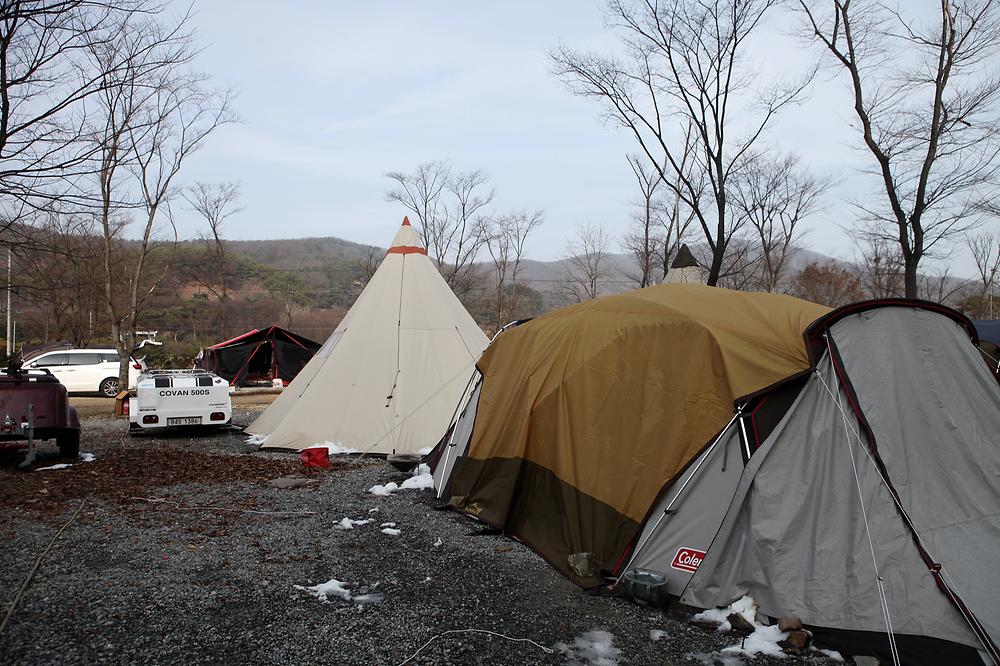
402;216;411;226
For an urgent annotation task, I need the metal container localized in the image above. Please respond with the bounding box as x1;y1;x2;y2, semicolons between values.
386;452;421;474
621;569;669;608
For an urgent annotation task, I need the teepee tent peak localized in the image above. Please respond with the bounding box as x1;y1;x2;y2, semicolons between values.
388;217;426;255
670;244;700;269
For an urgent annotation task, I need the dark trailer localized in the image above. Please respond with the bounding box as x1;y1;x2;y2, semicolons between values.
195;326;320;387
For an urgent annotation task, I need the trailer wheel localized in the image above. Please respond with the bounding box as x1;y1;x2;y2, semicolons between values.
99;377;119;398
57;429;80;458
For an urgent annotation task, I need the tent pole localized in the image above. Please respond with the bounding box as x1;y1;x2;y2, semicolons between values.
616;411;741;579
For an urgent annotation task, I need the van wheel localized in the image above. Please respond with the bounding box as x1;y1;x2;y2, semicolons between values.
57;430;80;458
99;377;119;398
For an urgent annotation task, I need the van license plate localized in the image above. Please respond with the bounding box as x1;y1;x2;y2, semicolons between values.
168;417;201;426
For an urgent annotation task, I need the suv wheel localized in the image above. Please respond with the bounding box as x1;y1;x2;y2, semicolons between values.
99;377;119;398
57;429;80;458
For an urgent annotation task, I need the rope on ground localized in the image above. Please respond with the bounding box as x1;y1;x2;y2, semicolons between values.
0;492;92;635
130;496;316;517
396;628;555;666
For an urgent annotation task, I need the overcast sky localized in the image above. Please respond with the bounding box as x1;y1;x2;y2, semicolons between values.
172;1;989;276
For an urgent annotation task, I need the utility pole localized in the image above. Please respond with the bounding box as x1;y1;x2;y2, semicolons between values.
5;247;10;357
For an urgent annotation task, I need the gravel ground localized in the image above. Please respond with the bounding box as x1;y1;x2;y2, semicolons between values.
0;409;846;666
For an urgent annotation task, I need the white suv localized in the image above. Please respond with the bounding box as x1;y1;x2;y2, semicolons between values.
26;349;145;397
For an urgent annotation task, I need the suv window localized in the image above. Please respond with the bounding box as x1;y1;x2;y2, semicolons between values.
101;353;121;363
34;353;69;367
67;353;103;366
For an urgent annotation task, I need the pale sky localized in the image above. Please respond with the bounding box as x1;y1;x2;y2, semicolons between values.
171;1;991;277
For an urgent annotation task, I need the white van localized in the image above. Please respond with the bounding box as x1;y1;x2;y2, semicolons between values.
27;349;145;397
128;369;232;430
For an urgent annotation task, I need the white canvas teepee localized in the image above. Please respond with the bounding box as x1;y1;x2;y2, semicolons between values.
247;217;489;455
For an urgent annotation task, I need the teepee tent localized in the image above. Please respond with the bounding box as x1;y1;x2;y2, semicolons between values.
247;218;489;455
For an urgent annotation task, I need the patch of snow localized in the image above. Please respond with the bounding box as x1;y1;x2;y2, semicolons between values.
245;433;267;447
692;595;758;633
720;624;788;658
650;629;668;642
379;522;396;528
433;537;443;547
555;630;621;666
351;593;384;604
34;463;72;471
381;527;401;536
400;470;434;490
423;576;431;583
334;517;372;530
691;607;732;632
368;508;379;514
79;452;96;463
817;648;844;662
692;596;795;658
369;481;398;496
295;579;351;602
312;440;358;455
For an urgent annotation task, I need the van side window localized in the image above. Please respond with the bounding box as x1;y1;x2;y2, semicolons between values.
102;353;120;363
35;353;68;367
153;377;171;388
67;353;103;366
197;376;213;387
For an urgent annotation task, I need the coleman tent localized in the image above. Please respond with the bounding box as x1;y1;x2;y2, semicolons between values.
246;217;489;455
195;325;320;386
432;284;1000;665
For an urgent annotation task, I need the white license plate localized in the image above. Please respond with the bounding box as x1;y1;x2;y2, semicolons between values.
167;417;202;426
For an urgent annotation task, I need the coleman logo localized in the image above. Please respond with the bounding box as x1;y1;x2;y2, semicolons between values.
671;547;705;573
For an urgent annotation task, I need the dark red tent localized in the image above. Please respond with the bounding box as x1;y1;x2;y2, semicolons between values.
196;326;321;387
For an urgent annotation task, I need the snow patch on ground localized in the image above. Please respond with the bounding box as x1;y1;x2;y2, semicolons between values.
295;579;351;602
79;452;96;463
35;463;72;471
433;537;443;547
245;434;267;447
720;624;788;658
294;578;383;605
369;482;398;496
334;517;372;530
381;527;401;536
692;596;804;660
368;508;379;514
312;441;358;455
401;470;433;490
817;648;844;662
692;595;757;633
555;630;621;666
379;522;396;528
650;629;668;642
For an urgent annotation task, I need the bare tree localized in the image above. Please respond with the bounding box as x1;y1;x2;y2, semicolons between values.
0;1;163;221
564;223;612;302
731;153;830;291
90;8;233;391
385;161;492;295
798;1;1000;297
967;228;999;317
358;245;380;286
854;229;905;299
552;0;811;285
482;209;543;332
787;260;864;307
622;154;664;288
183;181;242;336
